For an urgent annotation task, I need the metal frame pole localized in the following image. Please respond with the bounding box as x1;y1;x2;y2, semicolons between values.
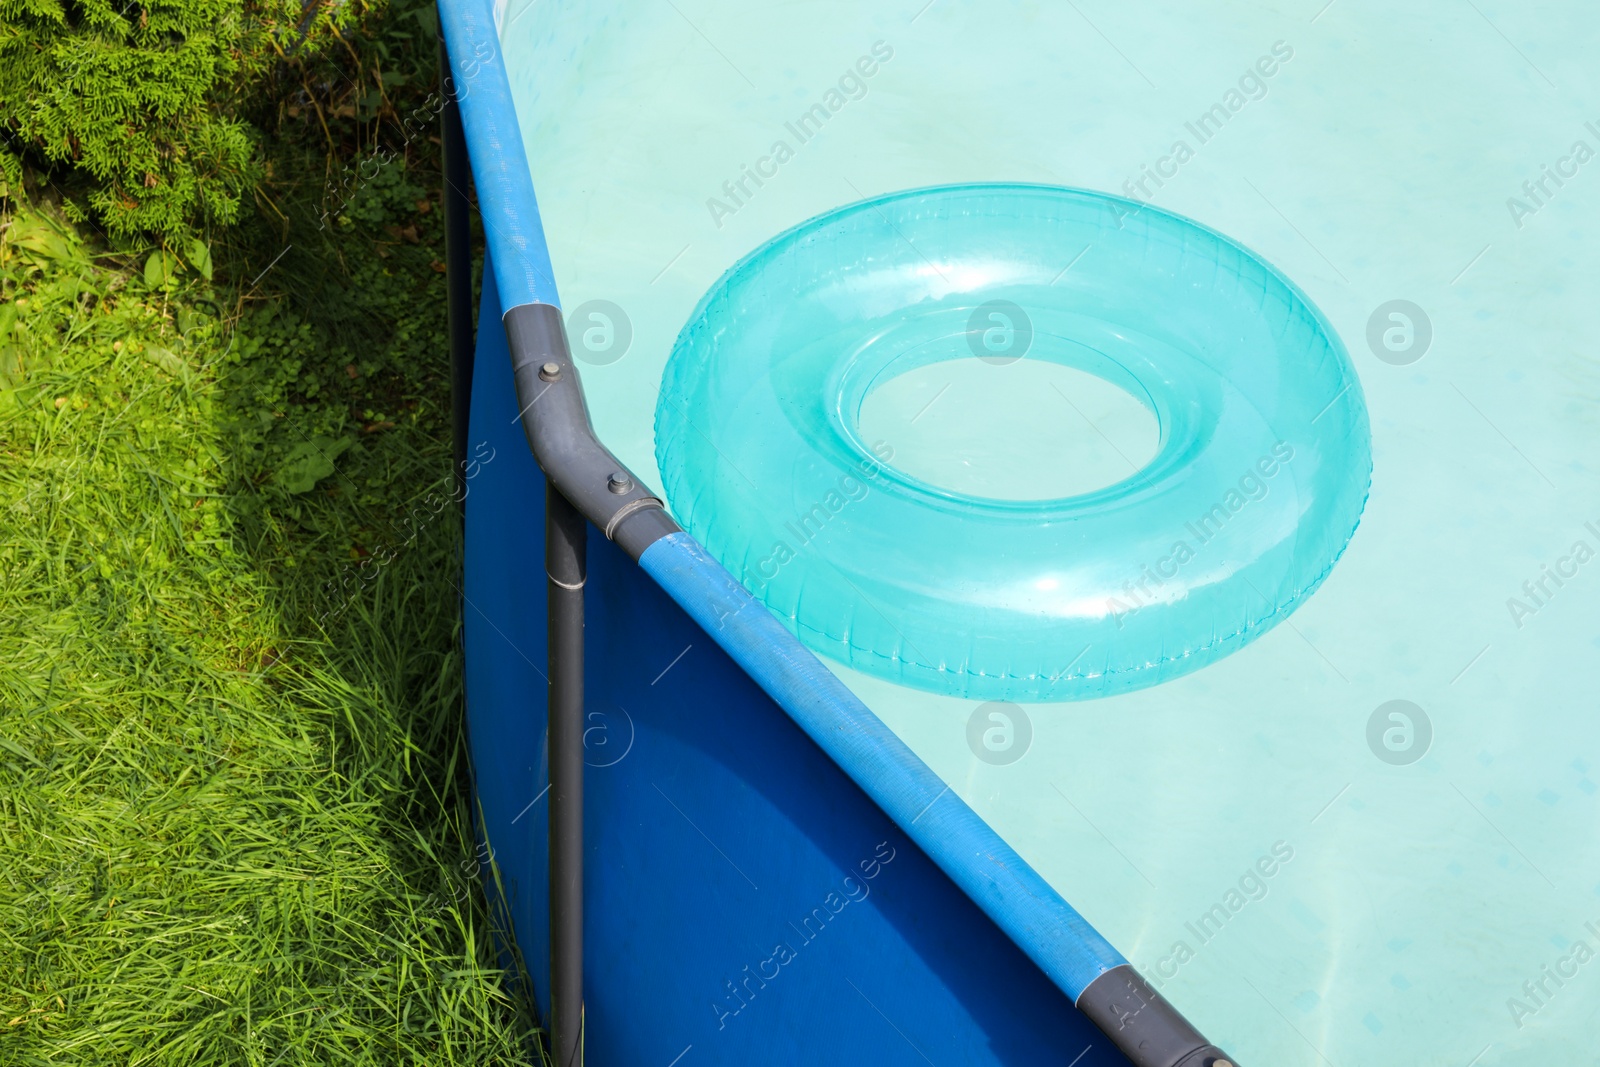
545;483;586;1067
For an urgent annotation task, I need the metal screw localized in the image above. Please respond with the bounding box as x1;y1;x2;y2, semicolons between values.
607;472;633;495
539;361;562;381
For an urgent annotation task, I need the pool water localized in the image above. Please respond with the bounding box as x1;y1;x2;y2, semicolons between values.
855;359;1161;501
498;1;1600;1061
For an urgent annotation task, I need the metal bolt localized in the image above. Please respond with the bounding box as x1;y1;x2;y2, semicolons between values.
539;361;562;381
607;472;633;495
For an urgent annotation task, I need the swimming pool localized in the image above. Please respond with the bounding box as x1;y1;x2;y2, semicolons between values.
444;1;1600;1063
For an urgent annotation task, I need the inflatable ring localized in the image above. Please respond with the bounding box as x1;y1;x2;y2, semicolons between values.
656;184;1371;701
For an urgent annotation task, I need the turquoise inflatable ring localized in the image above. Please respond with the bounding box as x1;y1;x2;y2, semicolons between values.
656;184;1371;702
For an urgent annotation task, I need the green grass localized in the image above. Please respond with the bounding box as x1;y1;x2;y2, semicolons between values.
0;146;538;1066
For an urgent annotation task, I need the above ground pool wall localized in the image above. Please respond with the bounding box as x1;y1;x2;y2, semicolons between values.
463;262;1132;1065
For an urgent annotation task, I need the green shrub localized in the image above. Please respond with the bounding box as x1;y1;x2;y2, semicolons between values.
0;0;381;242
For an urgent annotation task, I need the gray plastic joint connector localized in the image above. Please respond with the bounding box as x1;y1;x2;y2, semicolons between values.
1076;965;1239;1067
503;301;680;559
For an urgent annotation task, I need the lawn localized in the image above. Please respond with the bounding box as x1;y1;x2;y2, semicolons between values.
0;13;540;1064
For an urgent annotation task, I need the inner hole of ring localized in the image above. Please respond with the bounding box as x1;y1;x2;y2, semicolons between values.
854;350;1163;502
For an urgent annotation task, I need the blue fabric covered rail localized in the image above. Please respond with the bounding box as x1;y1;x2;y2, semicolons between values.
437;0;560;310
